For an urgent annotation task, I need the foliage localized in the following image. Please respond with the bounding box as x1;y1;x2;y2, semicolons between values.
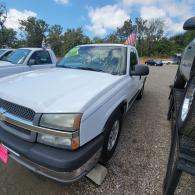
47;24;64;57
19;17;49;47
62;27;90;55
0;28;18;48
92;36;104;43
116;19;133;42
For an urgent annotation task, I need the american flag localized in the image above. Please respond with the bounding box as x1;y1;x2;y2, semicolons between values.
124;25;137;46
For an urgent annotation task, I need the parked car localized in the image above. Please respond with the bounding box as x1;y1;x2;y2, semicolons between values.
172;53;182;65
145;59;163;66
0;44;149;183
0;49;15;61
162;59;175;65
0;48;57;78
155;60;163;66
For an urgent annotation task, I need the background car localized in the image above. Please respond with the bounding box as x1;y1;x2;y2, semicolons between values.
162;59;175;65
145;59;163;66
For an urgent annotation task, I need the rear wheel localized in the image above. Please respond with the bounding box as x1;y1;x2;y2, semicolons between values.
163;127;182;195
163;126;179;189
100;111;122;164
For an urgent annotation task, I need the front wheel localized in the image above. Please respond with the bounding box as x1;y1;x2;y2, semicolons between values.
137;83;145;100
177;74;195;137
100;111;122;164
173;67;186;89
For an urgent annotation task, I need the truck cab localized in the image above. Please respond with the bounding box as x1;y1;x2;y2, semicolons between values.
0;48;57;78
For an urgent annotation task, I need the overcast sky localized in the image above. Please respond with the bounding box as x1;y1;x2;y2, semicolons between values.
4;0;195;37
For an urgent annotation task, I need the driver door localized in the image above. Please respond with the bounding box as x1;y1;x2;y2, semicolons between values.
127;48;140;109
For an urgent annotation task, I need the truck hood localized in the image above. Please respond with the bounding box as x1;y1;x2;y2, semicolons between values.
0;68;123;113
0;61;12;66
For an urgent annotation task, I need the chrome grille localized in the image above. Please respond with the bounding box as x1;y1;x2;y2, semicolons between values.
0;99;35;121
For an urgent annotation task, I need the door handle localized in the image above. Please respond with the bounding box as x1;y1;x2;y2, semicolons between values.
188;46;192;50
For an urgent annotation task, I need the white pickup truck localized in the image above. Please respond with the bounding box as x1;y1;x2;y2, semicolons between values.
0;48;57;78
0;44;149;183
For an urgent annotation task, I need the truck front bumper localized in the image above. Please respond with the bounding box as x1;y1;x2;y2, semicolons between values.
7;146;102;183
0;128;104;183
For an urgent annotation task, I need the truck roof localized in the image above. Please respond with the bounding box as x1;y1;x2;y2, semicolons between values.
0;48;15;51
78;43;135;49
18;48;52;51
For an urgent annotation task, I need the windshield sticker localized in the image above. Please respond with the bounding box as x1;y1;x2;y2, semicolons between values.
65;47;79;58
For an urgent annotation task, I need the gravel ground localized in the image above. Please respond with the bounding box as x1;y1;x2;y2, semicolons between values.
0;65;194;195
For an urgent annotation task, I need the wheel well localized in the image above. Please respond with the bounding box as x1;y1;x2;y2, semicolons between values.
120;101;127;115
190;57;195;77
103;101;127;130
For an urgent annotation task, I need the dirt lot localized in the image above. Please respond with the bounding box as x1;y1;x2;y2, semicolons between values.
0;65;194;195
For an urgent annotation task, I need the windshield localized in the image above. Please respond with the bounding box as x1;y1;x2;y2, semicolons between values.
0;49;6;56
7;49;31;64
58;46;127;75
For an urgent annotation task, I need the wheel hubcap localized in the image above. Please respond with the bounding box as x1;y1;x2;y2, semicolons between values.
181;77;195;122
107;120;120;151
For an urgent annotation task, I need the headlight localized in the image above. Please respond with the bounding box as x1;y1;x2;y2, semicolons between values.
37;133;80;150
39;113;82;131
38;114;81;150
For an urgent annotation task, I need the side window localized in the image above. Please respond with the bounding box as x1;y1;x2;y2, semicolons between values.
130;50;138;73
28;51;52;65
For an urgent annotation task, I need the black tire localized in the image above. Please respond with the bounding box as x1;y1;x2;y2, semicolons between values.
163;126;181;194
167;91;174;120
177;74;195;137
100;111;122;164
173;67;186;89
136;83;145;100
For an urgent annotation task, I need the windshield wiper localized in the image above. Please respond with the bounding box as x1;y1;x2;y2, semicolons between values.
56;65;106;73
75;67;105;73
56;65;75;69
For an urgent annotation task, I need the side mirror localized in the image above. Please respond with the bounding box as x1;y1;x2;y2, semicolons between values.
28;59;36;65
183;16;195;30
131;64;149;76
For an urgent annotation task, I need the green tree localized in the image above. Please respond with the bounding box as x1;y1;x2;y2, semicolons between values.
145;18;164;56
0;28;18;48
48;24;64;57
116;19;133;42
62;27;90;54
92;36;104;43
104;33;120;43
20;17;49;47
135;17;147;56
